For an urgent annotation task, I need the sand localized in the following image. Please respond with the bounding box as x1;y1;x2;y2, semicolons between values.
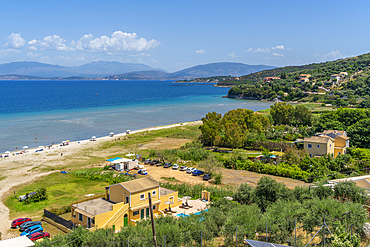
0;121;201;239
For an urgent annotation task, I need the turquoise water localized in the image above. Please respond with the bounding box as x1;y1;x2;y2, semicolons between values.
0;80;273;153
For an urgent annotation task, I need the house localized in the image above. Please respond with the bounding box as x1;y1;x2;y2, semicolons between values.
304;130;350;158
303;136;335;158
71;177;181;229
328;175;370;196
263;77;280;83
330;74;341;84
320;130;349;157
111;158;138;171
298;77;310;84
299;74;311;79
339;72;348;78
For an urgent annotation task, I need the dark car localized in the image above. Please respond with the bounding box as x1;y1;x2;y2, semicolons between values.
144;159;152;165
11;218;31;229
203;174;212;181
192;169;204;176
28;231;50;241
20;221;42;232
152;160;159;166
163;162;172;168
156;161;163;167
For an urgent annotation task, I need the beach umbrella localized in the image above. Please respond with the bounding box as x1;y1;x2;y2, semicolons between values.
110;132;114;135
5;151;10;154
182;196;191;202
62;141;67;143
92;136;96;139
164;200;174;210
126;153;135;157
39;146;44;148
23;146;28;149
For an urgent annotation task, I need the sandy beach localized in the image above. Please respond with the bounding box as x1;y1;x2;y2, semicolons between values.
0;121;201;239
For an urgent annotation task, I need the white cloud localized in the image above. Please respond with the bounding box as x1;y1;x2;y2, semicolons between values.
26;52;41;58
272;52;285;58
128;52;150;57
151;58;157;63
271;45;284;50
322;50;343;60
247;45;289;53
0;48;21;57
195;49;205;54
5;33;26;48
28;46;37;51
28;35;70;51
72;31;159;53
228;52;237;58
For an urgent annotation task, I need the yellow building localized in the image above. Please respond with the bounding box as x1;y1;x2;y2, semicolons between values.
304;136;335;158
71;177;181;230
303;130;350;158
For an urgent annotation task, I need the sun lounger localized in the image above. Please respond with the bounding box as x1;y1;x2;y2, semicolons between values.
185;202;193;208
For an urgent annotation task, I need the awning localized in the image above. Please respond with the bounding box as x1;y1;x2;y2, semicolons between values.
130;200;161;211
74;208;95;218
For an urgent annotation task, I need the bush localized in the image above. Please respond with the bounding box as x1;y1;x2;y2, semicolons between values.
74;168;133;184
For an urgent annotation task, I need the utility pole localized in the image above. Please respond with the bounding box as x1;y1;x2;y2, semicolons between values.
148;192;158;247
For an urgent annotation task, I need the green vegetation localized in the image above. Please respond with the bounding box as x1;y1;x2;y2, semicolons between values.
175;75;233;83
223;52;370;105
74;168;133;184
35;177;366;247
23;188;48;204
5;172;108;218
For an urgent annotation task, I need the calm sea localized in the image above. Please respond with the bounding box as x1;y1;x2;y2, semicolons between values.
0;80;273;153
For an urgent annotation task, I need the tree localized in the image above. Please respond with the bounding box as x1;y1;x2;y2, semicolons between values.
233;183;253;204
198;153;223;175
331;225;360;247
294;105;312;126
199;111;222;146
348;118;370;148
282;148;308;166
333;181;367;204
253;176;286;212
270;102;294;125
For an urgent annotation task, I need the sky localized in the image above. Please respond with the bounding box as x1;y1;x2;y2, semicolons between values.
0;0;369;72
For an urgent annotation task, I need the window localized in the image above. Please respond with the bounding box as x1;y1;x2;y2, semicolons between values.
92;218;95;224
307;144;312;149
78;213;83;221
309;153;312;158
140;194;145;200
338;152;341;155
317;144;320;148
133;210;139;216
152;190;156;196
125;196;129;204
153;205;156;210
330;144;332;148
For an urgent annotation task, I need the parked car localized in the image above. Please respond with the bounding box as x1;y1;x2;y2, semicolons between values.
163;162;172;168
152;160;159;166
28;232;50;241
144;159;152;165
186;167;195;174
172;164;179;170
156;161;163;166
138;169;148;175
180;166;188;171
192;169;204;176
20;221;42;232
20;225;43;236
203;174;212;181
11;218;31;229
134;164;144;170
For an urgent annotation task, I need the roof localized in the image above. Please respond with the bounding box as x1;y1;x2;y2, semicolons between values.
331;74;340;76
321;130;349;139
300;74;311;77
0;236;35;247
72;198;115;216
304;136;334;143
245;239;292;247
119;177;159;193
160;187;177;196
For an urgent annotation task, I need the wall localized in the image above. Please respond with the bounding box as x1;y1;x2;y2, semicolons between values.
159;191;181;211
94;202;129;229
109;184;129;203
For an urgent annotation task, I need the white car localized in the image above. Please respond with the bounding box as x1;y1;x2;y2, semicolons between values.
180;166;188;171
186;167;195;174
172;164;179;170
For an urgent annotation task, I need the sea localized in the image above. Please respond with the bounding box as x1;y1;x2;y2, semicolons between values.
0;80;273;153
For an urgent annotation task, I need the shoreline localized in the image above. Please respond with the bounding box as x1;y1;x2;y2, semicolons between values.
1;120;203;157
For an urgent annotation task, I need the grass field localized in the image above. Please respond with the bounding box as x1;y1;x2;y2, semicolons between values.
5;172;109;219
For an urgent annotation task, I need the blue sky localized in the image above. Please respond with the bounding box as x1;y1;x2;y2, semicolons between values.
0;0;369;72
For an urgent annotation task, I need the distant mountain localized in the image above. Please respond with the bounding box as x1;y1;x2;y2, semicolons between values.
171;62;275;78
106;62;275;80
0;61;275;80
0;61;161;78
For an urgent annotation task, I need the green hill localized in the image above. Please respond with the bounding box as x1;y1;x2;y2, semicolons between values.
223;52;370;106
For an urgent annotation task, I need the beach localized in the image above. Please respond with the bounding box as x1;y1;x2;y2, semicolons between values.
0;121;201;239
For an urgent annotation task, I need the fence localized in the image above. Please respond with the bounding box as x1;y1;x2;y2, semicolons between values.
44;209;76;230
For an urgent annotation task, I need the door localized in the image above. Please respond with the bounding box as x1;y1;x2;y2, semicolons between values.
140;209;145;220
146;207;150;219
124;214;128;226
87;217;91;228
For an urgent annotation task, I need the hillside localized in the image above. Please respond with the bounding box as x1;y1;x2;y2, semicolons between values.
224;52;370;107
